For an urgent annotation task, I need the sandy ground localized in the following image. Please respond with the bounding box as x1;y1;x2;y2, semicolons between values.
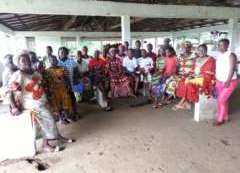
0;98;240;173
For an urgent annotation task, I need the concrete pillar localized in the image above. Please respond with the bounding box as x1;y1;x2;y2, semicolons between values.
229;18;239;52
100;41;103;51
172;33;176;49
76;36;81;49
154;37;158;53
121;16;131;47
198;32;201;44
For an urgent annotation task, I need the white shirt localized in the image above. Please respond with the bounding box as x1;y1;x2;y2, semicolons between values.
138;57;154;72
123;56;138;73
216;50;237;82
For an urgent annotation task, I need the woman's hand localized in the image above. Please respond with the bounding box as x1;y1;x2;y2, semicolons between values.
11;107;21;116
224;80;230;88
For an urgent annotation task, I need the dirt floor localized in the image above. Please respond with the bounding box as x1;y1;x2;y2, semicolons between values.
0;98;240;173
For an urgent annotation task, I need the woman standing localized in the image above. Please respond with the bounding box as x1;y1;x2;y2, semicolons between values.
214;39;238;126
43;56;74;124
173;44;216;110
9;53;74;152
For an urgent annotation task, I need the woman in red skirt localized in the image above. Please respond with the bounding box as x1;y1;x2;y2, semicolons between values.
173;44;216;110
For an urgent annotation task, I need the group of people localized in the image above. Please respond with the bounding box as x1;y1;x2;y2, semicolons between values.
0;37;238;154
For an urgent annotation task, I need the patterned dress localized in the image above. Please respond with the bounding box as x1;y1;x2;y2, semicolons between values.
9;71;59;140
151;56;165;98
43;67;73;114
106;58;132;98
175;53;196;97
176;57;215;102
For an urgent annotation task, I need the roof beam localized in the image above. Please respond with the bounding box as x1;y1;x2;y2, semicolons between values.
14;14;29;30
14;31;171;39
0;23;14;35
110;17;144;29
0;0;240;19
63;16;78;30
0;18;15;35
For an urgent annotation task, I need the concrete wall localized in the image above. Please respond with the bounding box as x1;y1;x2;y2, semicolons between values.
35;36;61;57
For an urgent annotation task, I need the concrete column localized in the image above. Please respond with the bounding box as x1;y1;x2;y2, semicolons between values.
154;37;158;53
100;41;103;51
172;33;176;49
121;16;131;47
229;18;239;52
76;36;81;50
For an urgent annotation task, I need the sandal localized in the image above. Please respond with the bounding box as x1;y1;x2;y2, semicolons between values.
104;106;112;112
152;103;162;109
152;105;159;109
60;138;76;143
43;145;64;153
60;119;70;125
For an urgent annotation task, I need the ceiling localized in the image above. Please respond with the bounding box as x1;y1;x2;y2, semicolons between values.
0;13;230;32
0;0;238;32
99;0;240;7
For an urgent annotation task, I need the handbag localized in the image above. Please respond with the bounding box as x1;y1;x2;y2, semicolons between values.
72;82;84;93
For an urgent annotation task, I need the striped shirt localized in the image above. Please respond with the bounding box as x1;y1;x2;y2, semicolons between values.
58;58;78;86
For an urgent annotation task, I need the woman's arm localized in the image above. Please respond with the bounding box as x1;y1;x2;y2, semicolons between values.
9;90;21;116
225;53;237;88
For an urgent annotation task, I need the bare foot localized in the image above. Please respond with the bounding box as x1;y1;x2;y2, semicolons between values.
213;121;224;126
172;104;185;111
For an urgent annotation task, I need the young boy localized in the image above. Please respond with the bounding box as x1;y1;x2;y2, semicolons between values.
137;49;154;96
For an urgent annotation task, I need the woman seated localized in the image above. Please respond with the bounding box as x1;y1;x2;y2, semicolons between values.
88;50;111;111
162;47;178;104
106;47;135;98
42;56;74;124
9;53;74;153
122;48;139;94
173;44;215;110
74;50;91;102
151;46;177;108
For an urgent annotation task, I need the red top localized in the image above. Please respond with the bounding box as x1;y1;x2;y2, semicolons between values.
163;55;177;76
147;52;157;62
88;58;107;72
198;57;216;95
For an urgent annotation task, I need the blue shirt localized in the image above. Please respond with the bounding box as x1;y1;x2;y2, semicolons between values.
58;57;77;86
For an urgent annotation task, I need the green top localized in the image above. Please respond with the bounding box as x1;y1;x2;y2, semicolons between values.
155;57;165;72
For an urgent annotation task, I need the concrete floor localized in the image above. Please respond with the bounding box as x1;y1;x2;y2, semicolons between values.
0;98;240;173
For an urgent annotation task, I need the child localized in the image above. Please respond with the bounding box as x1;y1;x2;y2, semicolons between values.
150;47;166;108
137;49;154;96
161;47;177;104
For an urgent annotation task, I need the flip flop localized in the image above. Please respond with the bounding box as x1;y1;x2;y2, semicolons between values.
60;138;76;143
104;106;112;112
43;145;64;153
